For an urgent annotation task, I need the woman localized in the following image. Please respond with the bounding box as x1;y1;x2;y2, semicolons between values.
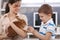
0;0;28;40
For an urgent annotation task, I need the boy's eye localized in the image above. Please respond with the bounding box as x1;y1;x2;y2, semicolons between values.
40;16;43;18
13;5;20;8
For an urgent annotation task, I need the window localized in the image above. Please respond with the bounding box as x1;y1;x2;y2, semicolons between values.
33;12;58;27
21;0;60;7
45;0;60;3
22;0;44;4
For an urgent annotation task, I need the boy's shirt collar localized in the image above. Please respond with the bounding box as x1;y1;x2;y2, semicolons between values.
41;18;53;25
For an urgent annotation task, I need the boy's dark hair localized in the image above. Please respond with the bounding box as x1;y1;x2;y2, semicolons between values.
38;4;53;15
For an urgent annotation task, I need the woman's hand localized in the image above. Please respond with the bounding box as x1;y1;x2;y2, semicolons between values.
0;33;8;39
28;26;35;33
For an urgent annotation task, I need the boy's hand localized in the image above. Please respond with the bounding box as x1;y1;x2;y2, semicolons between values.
28;26;35;33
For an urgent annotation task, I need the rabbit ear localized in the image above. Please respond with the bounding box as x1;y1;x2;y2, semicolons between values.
16;15;18;18
15;16;20;21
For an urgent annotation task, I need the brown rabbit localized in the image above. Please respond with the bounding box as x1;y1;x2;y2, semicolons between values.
7;16;27;38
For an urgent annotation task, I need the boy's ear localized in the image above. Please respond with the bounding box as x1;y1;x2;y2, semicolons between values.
48;14;51;16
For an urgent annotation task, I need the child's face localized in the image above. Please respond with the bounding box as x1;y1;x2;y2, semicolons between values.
39;13;51;23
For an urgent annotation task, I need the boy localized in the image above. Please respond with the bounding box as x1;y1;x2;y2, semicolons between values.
28;4;56;40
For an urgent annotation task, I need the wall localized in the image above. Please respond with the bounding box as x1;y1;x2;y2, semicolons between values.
19;7;60;27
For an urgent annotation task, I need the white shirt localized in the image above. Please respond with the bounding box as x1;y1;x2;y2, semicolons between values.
39;18;56;39
0;13;28;39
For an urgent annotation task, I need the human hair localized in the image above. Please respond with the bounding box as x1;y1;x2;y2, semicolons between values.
5;0;21;13
38;4;53;15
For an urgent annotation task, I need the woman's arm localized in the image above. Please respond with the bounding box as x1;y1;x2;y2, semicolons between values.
0;16;8;39
18;14;28;32
29;26;52;40
10;22;27;38
8;14;28;38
